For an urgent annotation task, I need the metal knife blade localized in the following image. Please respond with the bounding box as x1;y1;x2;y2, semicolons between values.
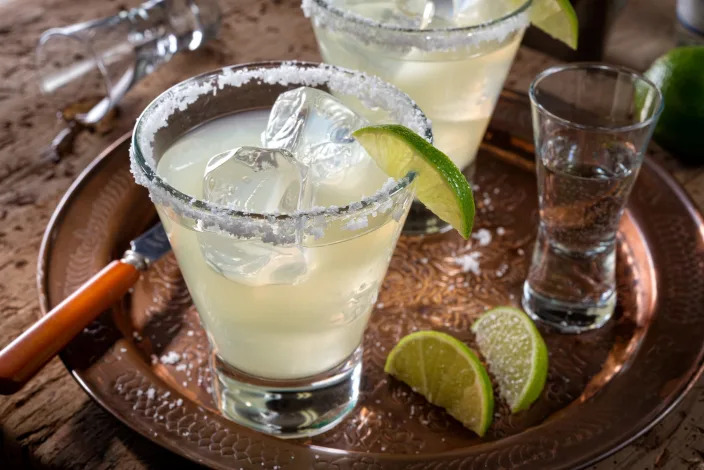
124;222;171;269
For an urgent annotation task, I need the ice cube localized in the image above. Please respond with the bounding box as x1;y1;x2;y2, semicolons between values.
203;146;307;213
395;0;435;27
261;87;370;181
198;231;308;286
396;0;503;28
199;146;309;286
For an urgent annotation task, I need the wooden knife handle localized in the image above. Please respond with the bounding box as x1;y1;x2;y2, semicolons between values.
0;260;140;395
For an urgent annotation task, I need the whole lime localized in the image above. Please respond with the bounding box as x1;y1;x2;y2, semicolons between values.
644;46;704;161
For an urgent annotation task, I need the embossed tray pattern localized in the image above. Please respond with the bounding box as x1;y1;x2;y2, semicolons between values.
38;93;704;469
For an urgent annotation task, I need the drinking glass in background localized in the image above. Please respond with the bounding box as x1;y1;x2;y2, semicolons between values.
522;63;663;333
676;0;704;45
35;0;221;126
303;0;531;233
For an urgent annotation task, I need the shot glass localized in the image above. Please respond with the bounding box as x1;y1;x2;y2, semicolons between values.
36;0;220;125
130;62;431;437
522;63;663;333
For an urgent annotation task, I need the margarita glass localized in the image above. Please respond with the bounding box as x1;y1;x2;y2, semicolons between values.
303;0;531;231
130;62;431;438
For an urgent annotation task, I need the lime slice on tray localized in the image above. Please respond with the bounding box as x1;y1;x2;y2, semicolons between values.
472;306;548;413
524;0;579;49
384;331;493;436
353;125;475;239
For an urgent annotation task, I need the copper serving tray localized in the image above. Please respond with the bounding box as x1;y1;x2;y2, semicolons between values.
37;92;704;469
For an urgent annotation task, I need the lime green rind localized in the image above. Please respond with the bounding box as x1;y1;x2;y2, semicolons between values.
529;0;579;50
384;330;494;436
472;306;548;413
353;125;475;239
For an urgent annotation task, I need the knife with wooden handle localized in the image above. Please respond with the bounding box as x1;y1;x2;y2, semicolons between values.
0;223;170;395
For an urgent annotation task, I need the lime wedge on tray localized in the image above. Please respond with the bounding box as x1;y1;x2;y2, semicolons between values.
472;306;548;413
353;125;475;239
384;331;493;436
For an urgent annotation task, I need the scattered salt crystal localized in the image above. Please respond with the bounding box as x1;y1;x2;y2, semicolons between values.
493;187;501;194
182;381;188;387
150;354;158;365
454;252;481;275
472;228;492;246
495;263;509;278
146;388;155;400
176;398;183;407
119;347;127;353
517;248;525;256
160;351;181;365
496;227;505;236
136;390;143;396
176;364;187;372
420;257;428;264
186;330;194;337
377;302;384;309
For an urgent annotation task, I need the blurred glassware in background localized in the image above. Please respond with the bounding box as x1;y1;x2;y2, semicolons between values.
676;0;704;45
36;0;221;127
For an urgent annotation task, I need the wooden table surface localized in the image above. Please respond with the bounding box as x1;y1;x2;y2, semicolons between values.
0;0;702;468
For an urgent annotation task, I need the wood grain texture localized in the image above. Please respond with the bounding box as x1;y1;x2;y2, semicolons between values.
0;0;701;468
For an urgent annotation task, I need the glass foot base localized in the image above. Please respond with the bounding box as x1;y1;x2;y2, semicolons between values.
522;283;616;334
211;346;362;439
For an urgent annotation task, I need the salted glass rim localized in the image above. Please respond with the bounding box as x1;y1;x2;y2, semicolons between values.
529;62;665;134
302;0;532;49
130;61;431;226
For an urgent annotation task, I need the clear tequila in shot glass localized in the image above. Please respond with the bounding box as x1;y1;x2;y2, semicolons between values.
522;63;663;333
130;62;431;437
303;0;531;231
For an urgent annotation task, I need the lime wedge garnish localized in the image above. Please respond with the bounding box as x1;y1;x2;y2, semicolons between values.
384;331;494;436
353;125;474;239
526;0;579;50
472;306;548;413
